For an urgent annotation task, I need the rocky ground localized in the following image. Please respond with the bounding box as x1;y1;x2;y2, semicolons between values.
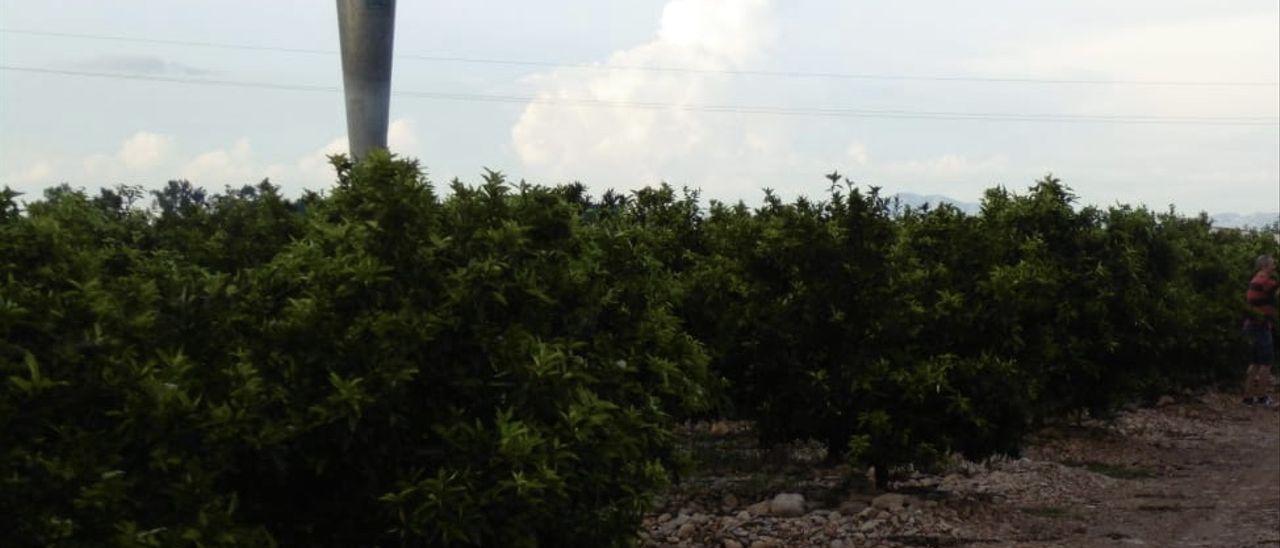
640;392;1280;547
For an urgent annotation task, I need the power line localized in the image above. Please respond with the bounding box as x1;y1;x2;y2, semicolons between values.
3;27;1278;88
4;65;1278;127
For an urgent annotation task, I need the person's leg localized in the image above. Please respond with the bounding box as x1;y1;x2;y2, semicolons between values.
1244;363;1260;403
1256;365;1273;395
1260;328;1275;403
1248;327;1275;405
1245;326;1261;402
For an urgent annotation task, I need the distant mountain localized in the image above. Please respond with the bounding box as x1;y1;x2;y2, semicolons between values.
1211;212;1279;230
889;192;980;215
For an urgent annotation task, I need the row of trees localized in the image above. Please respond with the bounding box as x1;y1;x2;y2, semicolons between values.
2;154;1274;545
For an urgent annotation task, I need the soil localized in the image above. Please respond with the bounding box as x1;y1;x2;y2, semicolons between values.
640;392;1280;547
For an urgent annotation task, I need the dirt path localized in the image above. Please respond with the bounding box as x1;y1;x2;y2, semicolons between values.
1164;424;1279;547
639;393;1280;547
1004;394;1280;547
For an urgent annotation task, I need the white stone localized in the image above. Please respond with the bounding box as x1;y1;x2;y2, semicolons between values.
677;522;696;538
839;499;868;515
722;493;740;510
768;493;806;517
871;493;907;511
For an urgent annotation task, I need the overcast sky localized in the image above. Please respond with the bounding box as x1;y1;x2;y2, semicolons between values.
1;0;1277;214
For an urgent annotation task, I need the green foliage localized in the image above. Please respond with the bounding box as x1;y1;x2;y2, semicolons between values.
682;180;900;454
0;157;1273;545
667;173;1271;477
0;154;707;546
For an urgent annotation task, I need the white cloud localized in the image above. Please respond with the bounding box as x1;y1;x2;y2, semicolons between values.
80;131;176;179
2;160;54;186
971;16;1278;83
263;117;423;192
1;118;426;195
268;136;347;188
965;16;1280;119
845;142;869;166
656;0;777;63
511;0;787;198
387;119;421;155
119;132;174;170
3;120;422;197
179;138;257;185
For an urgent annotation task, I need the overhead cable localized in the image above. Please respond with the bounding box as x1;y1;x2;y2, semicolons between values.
4;65;1278;126
3;28;1278;88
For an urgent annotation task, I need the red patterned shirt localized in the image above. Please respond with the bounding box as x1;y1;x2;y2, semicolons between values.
1246;271;1278;326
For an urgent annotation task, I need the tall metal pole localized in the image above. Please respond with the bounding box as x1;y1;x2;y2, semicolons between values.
336;0;396;161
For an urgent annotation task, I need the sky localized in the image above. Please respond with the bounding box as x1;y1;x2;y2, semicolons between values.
1;0;1278;215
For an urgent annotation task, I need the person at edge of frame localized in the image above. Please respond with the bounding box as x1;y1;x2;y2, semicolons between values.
1242;254;1278;407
